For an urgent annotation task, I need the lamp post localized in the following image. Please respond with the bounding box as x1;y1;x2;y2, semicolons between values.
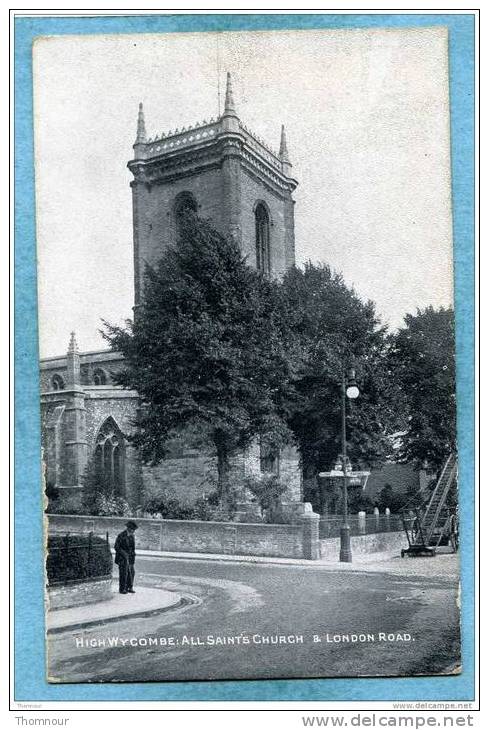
339;368;360;563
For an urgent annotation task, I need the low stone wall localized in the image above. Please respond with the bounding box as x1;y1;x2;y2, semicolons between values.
47;513;319;560
320;531;407;560
47;575;112;610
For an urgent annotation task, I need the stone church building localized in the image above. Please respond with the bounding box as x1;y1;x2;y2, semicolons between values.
40;74;303;510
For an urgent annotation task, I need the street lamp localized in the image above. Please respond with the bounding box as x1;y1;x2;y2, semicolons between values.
339;367;359;563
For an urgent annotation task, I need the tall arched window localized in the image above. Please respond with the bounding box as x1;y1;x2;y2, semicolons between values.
51;374;65;391
255;203;271;276
94;417;125;495
92;368;107;385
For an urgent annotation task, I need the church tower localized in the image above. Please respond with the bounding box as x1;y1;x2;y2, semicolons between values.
128;73;299;305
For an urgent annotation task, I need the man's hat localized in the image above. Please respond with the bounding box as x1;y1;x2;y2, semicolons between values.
126;521;138;530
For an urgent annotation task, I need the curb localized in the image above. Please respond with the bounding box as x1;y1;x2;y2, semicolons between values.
113;548;417;568
47;595;195;635
137;550;324;567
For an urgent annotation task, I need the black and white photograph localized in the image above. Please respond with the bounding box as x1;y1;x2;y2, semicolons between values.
34;27;460;684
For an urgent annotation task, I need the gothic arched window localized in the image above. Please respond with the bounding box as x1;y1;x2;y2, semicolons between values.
94;417;125;495
93;368;107;385
51;374;65;391
255;203;271;276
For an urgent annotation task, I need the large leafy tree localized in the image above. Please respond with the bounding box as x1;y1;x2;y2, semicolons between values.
103;213;296;503
392;306;456;472
281;262;403;477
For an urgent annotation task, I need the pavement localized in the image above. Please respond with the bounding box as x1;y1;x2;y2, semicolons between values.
47;581;192;633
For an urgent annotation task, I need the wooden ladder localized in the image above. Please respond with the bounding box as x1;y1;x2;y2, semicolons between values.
420;453;457;547
401;453;458;557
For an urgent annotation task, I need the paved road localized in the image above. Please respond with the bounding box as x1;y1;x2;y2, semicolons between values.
47;555;460;683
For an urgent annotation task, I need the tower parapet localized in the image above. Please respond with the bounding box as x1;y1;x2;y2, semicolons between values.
129;74;297;192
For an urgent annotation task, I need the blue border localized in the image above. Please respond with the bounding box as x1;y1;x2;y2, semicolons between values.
15;13;475;703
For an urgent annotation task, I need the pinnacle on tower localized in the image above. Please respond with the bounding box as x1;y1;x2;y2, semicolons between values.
279;124;291;164
279;124;293;177
223;72;237;116
66;331;80;388
135;102;147;144
67;331;79;355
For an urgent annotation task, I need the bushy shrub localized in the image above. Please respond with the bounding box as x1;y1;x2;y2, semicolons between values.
46;533;112;585
143;491;194;520
48;495;84;515
48;492;130;517
143;489;232;521
348;491;374;514
45;483;60;501
205;490;220;507
242;474;288;512
81;457;132;516
93;494;131;517
375;484;408;513
205;508;234;522
244;474;287;522
192;495;216;521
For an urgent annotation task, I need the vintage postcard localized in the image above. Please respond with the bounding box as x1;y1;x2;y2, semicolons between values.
21;19;472;691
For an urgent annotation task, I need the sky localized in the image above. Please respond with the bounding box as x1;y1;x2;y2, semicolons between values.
33;27;454;358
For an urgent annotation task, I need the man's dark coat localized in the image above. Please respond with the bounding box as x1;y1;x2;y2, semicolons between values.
114;529;136;593
114;529;136;565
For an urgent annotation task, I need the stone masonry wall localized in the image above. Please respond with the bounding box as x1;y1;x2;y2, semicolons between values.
140;432;247;506
319;531;408;560
141;439;302;507
48;514;313;559
47;576;113;610
142;455;217;505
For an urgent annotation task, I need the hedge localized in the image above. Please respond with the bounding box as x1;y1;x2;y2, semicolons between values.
46;533;113;585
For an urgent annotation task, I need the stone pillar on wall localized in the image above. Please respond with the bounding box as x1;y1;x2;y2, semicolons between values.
63;333;87;486
301;512;320;560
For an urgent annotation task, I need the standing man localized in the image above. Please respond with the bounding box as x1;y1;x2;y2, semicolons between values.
114;521;138;594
